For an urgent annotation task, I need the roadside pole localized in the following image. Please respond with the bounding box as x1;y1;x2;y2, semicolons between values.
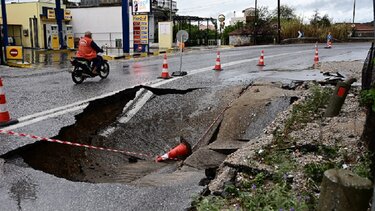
370;0;375;208
373;0;375;41
55;0;65;49
122;0;130;53
253;0;257;45
277;0;281;44
1;0;8;62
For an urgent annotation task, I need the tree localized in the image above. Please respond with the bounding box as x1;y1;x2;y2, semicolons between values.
257;6;272;25
272;5;296;20
310;10;331;27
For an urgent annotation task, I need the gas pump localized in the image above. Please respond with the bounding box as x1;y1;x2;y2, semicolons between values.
45;24;59;50
65;25;74;49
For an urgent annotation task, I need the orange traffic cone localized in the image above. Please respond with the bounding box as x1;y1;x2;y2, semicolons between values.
0;78;18;127
325;40;332;49
257;50;265;66
314;43;319;64
156;140;192;162
213;51;223;71
159;53;171;79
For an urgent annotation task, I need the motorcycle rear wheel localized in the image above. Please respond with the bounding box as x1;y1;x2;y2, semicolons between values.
72;67;85;84
99;62;110;79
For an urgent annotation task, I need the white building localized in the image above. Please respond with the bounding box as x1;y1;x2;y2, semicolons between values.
69;1;177;50
229;17;245;26
70;6;132;48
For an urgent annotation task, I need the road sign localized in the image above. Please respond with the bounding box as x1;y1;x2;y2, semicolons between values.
176;30;189;43
218;14;225;23
9;49;18;57
6;46;23;60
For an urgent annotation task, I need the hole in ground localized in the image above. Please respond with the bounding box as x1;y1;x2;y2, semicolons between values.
2;86;200;183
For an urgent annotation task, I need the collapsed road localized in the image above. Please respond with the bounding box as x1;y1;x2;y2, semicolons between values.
0;43;370;210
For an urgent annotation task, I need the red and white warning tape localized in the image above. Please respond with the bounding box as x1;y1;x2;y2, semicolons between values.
0;129;153;159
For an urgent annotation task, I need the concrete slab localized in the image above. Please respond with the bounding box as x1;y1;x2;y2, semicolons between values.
183;147;227;170
208;140;248;151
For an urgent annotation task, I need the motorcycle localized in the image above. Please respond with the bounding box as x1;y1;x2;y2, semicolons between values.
70;55;110;84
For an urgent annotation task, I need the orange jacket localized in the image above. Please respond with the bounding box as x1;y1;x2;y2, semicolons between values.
76;36;97;60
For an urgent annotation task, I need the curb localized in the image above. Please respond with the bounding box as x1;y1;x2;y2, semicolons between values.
7;61;32;68
106;49;172;60
35;49;76;54
102;46;224;61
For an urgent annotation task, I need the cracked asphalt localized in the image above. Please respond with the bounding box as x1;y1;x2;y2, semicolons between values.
0;43;370;210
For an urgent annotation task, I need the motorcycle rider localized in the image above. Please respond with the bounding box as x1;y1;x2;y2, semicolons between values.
76;31;104;75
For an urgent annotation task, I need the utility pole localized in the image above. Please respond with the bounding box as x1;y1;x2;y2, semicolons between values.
169;0;172;21
253;0;257;45
277;0;281;44
353;0;356;23
373;0;375;41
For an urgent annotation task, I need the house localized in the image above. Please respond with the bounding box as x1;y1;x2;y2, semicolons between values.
242;7;255;23
352;23;374;37
229;11;245;26
228;28;252;46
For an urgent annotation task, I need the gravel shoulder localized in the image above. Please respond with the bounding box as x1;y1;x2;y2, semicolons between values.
191;60;371;210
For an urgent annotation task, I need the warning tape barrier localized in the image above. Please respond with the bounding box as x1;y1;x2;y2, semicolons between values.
0;129;153;159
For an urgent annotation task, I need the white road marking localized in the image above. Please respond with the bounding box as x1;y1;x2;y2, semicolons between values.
6;49;311;131
4;104;89;130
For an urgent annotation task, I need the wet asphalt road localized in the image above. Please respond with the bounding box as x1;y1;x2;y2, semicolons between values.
0;43;370;210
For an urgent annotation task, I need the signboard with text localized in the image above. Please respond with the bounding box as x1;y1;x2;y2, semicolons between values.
47;9;55;19
64;10;72;20
158;22;173;49
133;15;149;53
132;0;151;13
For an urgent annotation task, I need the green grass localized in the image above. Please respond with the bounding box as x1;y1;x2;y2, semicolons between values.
352;152;373;180
282;21;351;41
318;145;339;160
284;85;332;135
194;195;226;211
194;181;310;211
304;162;336;184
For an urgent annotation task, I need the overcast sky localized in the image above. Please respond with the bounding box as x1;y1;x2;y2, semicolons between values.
178;0;373;24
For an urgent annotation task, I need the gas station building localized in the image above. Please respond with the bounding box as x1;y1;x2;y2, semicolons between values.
0;1;74;50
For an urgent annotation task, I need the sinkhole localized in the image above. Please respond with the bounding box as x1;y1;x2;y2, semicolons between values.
1;85;199;183
1;84;295;185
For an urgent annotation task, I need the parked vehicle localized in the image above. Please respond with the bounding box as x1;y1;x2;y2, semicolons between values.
70;55;110;84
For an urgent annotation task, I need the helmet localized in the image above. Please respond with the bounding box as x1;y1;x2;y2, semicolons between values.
84;31;92;38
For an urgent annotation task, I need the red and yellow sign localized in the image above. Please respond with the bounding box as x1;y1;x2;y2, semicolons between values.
133;15;148;44
6;46;23;60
